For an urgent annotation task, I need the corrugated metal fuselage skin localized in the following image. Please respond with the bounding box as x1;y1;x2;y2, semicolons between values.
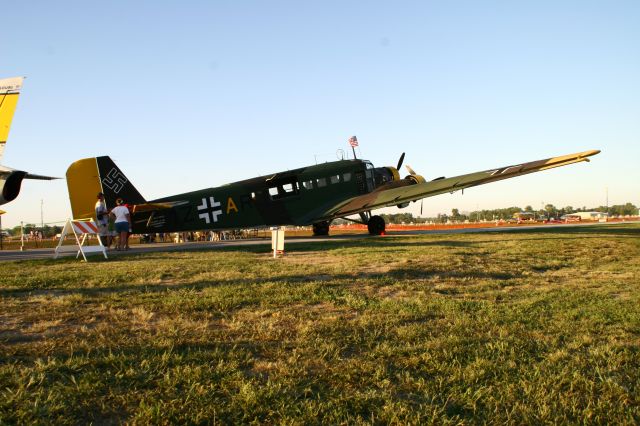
133;160;372;233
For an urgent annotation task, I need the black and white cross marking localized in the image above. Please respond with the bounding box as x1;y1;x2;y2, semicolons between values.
197;196;223;224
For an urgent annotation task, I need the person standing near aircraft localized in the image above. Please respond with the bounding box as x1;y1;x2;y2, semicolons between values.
123;201;133;250
109;198;131;251
94;192;111;248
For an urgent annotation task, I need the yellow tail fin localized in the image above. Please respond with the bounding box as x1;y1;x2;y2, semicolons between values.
66;158;104;219
0;77;24;162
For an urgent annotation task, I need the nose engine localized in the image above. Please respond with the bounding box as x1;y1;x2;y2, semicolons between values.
370;153;426;209
372;151;426;190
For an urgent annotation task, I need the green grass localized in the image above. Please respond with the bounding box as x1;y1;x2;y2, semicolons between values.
1;224;639;424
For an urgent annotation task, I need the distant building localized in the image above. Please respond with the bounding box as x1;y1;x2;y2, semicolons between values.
571;211;609;221
513;211;535;221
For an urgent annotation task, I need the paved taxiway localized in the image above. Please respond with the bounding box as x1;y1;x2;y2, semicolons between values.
0;221;633;262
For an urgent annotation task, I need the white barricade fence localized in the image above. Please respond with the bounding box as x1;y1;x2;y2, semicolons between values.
54;219;108;261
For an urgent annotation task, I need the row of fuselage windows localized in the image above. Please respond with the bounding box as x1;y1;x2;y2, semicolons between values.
267;172;353;198
303;172;352;190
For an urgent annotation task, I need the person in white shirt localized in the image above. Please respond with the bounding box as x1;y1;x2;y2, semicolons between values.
109;198;131;251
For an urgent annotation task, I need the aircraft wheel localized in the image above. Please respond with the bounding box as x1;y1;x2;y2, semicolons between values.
312;221;330;236
367;215;386;235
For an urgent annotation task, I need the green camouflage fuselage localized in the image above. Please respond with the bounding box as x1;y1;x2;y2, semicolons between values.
133;159;374;233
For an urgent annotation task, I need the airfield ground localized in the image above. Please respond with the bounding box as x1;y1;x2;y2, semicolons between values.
1;224;638;423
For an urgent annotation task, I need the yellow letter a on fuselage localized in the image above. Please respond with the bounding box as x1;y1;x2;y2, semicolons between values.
227;197;238;214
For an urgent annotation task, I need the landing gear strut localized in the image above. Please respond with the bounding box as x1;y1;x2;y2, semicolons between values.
312;221;330;236
367;215;386;235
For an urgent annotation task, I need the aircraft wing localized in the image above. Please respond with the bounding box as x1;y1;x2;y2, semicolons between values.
132;201;189;213
0;167;58;180
25;173;59;180
328;149;600;218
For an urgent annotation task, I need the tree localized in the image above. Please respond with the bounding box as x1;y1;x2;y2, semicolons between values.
609;203;638;216
545;204;557;218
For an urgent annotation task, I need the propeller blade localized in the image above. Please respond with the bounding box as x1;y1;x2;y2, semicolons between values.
420;199;424;215
396;152;405;171
406;164;417;175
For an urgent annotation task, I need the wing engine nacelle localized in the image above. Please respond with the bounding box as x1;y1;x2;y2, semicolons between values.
404;173;426;184
0;170;27;205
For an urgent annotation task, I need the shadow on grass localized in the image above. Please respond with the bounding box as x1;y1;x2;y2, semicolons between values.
0;261;520;299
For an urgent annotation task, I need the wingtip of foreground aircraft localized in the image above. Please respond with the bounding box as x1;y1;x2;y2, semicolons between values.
24;173;62;180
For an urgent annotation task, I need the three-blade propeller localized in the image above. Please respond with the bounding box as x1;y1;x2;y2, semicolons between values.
396;152;419;177
396;152;405;171
396;152;426;184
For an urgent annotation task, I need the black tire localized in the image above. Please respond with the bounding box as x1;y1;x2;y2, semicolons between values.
367;215;386;235
312;221;330;236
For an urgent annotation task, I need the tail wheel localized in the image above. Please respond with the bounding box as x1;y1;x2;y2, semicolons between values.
367;215;386;235
312;221;330;236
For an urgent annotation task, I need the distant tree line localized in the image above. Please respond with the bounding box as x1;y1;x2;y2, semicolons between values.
334;202;639;225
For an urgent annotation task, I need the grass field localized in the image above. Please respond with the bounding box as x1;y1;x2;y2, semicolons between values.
1;224;638;424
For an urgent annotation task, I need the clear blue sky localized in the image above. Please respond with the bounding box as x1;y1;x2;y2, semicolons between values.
2;0;639;228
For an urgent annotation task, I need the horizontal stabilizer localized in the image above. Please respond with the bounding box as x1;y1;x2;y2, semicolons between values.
132;201;189;213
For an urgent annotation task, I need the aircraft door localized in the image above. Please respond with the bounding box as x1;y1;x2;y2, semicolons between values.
355;171;367;194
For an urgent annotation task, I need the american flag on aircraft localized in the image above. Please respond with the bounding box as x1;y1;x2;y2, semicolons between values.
348;135;358;147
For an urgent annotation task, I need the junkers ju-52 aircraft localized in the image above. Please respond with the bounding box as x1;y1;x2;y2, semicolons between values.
66;146;599;236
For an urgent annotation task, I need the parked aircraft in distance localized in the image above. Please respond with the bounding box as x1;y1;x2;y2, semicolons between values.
0;77;58;205
66;145;599;235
